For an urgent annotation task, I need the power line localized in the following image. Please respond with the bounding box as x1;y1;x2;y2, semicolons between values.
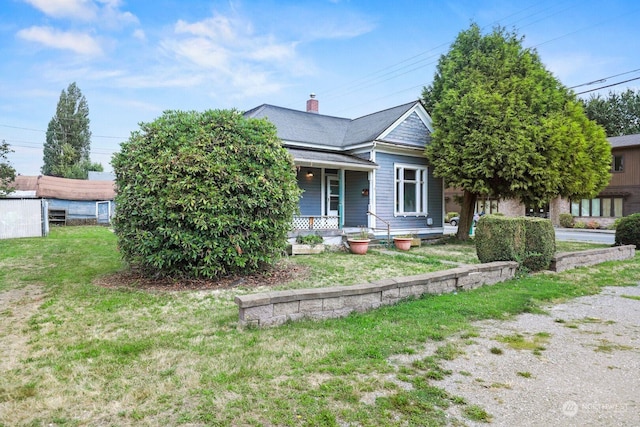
575;76;640;95
569;68;640;89
315;0;580;111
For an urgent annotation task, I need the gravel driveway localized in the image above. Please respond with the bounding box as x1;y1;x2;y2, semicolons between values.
432;285;640;426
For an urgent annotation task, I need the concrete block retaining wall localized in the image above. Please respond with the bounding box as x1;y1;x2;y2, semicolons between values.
550;245;635;272
235;261;518;327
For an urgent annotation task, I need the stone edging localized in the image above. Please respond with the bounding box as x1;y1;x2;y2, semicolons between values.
550;245;635;272
235;245;637;328
235;261;518;327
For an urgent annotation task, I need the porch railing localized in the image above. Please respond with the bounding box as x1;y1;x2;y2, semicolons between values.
367;210;391;245
292;215;340;230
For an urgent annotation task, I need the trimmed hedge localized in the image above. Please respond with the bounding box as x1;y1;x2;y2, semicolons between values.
112;109;301;279
559;213;574;228
475;215;555;271
615;213;640;248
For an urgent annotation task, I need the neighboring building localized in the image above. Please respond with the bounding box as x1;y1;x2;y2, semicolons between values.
444;133;640;228
11;175;115;225
244;96;444;239
570;133;640;227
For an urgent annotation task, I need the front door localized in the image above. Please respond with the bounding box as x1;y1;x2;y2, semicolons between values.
327;176;339;216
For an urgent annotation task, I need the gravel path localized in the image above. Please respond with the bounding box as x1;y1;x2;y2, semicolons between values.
433;285;640;426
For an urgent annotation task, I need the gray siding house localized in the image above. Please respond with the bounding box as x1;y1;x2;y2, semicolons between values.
244;96;444;238
11;175;115;225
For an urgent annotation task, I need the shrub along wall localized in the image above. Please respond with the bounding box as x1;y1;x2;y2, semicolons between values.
475;215;555;271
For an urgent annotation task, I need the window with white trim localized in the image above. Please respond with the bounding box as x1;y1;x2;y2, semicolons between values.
395;164;428;216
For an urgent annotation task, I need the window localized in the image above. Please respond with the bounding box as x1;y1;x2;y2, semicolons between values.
395;164;428;216
477;199;499;214
612;154;624;172
571;197;623;217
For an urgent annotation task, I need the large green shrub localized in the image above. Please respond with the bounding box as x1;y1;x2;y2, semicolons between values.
475;215;555;271
522;217;556;271
475;216;525;263
615;213;640;248
112;109;301;278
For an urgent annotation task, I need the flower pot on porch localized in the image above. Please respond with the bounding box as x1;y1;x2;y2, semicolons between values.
393;237;413;251
347;239;370;255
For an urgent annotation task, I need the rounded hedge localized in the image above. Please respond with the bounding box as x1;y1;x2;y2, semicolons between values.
475;215;555;271
112;109;301;278
615;213;640;248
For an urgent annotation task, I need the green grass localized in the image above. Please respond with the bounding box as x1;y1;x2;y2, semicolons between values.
555;241;611;252
495;332;550;353
1;226;638;426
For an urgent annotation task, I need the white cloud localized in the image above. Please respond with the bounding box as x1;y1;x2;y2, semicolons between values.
23;0;139;28
163;37;230;72
175;16;238;41
167;13;299;75
132;29;146;41
99;0;139;28
23;0;97;20
17;26;103;55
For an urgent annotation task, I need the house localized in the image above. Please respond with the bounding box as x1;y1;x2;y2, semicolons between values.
244;95;444;240
11;175;116;225
444;134;640;228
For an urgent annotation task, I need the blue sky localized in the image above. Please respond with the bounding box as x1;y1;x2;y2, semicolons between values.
2;0;639;175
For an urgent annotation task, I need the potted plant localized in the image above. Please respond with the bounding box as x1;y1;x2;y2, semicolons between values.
347;228;371;255
393;234;413;251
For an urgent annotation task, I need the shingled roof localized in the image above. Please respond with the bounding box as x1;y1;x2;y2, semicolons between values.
12;175;115;201
244;101;420;149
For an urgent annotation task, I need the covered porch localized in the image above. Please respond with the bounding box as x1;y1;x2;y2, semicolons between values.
289;148;378;233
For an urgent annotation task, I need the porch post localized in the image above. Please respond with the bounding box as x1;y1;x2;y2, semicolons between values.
339;169;345;229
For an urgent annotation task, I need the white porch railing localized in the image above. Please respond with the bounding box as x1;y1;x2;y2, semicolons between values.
292;215;340;230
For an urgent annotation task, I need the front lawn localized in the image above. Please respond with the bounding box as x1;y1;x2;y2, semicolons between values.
0;227;635;426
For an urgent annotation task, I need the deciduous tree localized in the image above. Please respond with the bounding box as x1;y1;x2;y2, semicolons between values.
0;140;16;197
423;24;611;240
582;89;640;136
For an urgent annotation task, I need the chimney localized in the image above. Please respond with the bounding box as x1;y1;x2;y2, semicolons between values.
306;93;318;113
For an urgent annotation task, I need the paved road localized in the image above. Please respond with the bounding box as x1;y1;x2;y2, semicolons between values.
444;225;615;245
554;228;615;244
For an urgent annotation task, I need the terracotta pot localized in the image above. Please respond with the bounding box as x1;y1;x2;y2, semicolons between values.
393;237;412;251
348;239;370;255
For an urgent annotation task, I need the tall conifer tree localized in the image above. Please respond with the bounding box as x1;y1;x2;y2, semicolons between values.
42;82;93;178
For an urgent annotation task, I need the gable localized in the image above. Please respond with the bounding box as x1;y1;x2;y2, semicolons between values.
383;111;431;147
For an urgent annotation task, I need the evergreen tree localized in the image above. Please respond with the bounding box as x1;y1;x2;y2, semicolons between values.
42;82;94;178
423;24;611;240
